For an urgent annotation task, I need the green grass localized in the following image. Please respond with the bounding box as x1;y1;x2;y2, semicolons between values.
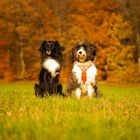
0;82;140;140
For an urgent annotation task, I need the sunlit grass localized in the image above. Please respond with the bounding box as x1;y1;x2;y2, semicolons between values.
0;82;139;140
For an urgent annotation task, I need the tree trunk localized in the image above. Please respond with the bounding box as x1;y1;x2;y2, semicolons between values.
136;32;140;72
9;42;25;80
17;46;25;79
134;32;140;63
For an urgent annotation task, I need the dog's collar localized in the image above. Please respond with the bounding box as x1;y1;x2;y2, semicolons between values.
75;61;94;68
46;56;52;59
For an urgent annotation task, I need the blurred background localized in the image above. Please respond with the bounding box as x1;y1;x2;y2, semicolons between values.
0;0;140;83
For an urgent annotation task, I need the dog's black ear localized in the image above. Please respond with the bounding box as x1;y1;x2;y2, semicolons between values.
55;40;65;51
39;40;46;51
91;44;96;56
90;44;96;61
71;46;77;63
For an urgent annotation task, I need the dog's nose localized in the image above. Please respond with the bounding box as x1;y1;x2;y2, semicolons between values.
79;51;82;54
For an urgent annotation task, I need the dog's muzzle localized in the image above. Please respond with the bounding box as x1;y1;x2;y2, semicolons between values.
46;51;51;55
77;49;86;62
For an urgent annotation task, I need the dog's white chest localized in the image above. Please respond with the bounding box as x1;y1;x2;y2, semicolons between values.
43;59;60;78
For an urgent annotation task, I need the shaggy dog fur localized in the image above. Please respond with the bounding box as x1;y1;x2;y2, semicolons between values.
67;41;102;98
34;40;65;97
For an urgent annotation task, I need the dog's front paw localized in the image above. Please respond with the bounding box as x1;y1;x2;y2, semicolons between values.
75;88;81;99
57;84;66;97
34;83;44;97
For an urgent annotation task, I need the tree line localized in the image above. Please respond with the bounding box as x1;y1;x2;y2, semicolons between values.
0;0;140;83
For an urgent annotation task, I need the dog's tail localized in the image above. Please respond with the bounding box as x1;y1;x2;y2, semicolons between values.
93;85;103;97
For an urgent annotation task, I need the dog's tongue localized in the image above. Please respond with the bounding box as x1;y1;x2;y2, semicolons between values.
79;56;85;62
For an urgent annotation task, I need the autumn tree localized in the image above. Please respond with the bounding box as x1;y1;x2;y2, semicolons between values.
117;0;140;62
0;0;139;82
61;0;137;82
0;0;39;79
0;0;57;80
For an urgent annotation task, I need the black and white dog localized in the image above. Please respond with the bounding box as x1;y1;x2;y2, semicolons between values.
67;41;102;98
34;40;65;97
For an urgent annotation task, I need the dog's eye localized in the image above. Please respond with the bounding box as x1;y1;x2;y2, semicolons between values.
50;43;54;48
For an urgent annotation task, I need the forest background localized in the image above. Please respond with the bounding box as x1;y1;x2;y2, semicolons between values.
0;0;140;83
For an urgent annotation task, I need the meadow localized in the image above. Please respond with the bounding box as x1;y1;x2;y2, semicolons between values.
0;82;139;140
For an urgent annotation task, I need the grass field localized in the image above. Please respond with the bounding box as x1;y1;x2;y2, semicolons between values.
0;82;139;140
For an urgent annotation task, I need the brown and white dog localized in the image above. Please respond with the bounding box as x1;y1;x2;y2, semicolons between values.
67;41;102;98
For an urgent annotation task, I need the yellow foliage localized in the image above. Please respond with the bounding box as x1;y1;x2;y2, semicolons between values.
0;0;139;83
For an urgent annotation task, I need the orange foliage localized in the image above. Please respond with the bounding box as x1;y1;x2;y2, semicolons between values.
0;0;139;83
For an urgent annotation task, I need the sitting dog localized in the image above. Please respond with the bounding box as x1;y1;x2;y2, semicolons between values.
34;40;65;97
67;41;102;98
